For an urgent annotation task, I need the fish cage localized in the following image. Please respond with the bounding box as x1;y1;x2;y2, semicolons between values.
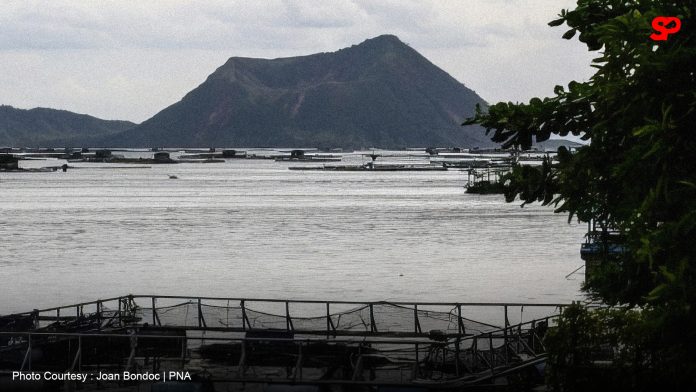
1;295;570;390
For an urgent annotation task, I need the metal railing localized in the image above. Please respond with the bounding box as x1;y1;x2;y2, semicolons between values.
4;294;570;339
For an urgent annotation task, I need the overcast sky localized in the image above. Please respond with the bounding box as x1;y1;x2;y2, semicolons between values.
1;0;595;123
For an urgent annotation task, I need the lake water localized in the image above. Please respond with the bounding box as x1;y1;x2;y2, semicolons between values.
0;152;587;315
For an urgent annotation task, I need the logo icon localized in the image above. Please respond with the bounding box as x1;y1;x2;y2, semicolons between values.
650;17;681;41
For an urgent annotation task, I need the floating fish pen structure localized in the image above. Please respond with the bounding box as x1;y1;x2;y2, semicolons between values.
275;150;342;162
289;163;447;171
580;220;627;280
465;167;511;194
0;154;20;170
0;295;568;390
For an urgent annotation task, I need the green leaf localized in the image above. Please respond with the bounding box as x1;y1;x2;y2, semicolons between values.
562;29;577;39
548;18;565;27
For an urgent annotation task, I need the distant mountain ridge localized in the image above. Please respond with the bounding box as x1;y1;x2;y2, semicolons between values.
101;35;494;149
0;105;135;147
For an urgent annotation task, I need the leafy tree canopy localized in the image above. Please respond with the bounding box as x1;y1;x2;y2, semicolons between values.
466;0;695;307
466;2;695;387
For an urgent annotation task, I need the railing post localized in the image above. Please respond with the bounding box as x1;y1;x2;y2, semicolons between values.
369;304;377;333
118;297;122;327
414;305;421;334
97;301;102;330
78;335;82;371
489;332;494;373
151;297;157;326
241;300;250;330
21;334;33;371
455;337;461;376
295;342;303;380
181;336;186;367
457;304;465;335
285;301;293;331
414;342;419;378
504;324;509;365
197;298;203;328
503;305;509;364
326;303;330;338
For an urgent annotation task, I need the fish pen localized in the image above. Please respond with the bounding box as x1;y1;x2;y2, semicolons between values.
0;295;569;390
465;166;511;194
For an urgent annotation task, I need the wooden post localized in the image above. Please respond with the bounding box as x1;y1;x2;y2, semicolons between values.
457;305;465;335
326;303;330;338
503;306;509;364
151;297;157;326
180;337;186;368
295;342;303;380
489;333;494;373
97;301;102;330
369;304;377;333
414;305;421;334
241;300;250;330
285;301;293;331
21;334;32;371
237;340;246;376
455;338;461;376
197;298;203;328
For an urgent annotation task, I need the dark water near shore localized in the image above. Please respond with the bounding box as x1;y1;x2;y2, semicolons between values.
0;153;587;314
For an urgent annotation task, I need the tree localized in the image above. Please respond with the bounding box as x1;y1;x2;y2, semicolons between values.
464;0;696;389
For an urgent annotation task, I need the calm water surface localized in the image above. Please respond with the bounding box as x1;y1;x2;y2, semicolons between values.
0;153;587;314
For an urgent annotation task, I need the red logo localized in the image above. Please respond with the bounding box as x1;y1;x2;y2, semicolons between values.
650;16;681;41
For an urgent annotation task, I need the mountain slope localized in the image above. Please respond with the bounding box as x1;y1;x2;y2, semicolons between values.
105;35;493;148
0;105;135;147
